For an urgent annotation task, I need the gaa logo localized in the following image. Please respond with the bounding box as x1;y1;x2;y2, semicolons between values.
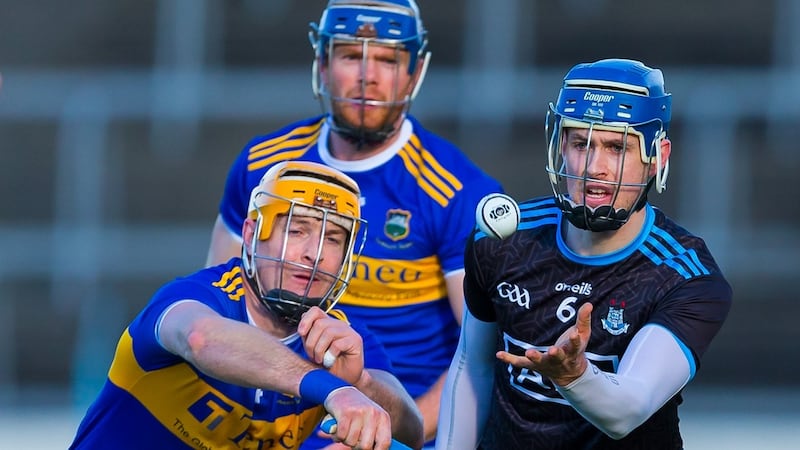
497;282;530;309
489;204;511;220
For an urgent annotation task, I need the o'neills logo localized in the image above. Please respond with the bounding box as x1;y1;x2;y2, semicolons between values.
554;281;592;296
584;92;614;103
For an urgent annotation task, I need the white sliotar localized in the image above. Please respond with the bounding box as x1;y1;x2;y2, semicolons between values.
323;349;336;368
475;193;520;240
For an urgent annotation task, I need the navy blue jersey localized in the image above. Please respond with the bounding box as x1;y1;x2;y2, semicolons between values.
464;197;732;450
70;258;392;450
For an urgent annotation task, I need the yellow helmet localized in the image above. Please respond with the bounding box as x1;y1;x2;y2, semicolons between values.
248;160;362;240
243;161;366;325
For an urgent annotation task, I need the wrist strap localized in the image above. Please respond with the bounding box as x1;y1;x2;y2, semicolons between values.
299;369;351;405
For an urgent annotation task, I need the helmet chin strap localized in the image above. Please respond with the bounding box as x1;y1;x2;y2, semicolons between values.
560;201;629;232
242;265;326;326
261;288;327;326
560;179;653;232
243;251;324;326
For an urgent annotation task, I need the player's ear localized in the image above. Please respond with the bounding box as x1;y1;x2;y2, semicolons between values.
407;51;430;99
242;218;257;248
650;137;671;178
659;138;672;166
318;55;330;83
406;66;422;95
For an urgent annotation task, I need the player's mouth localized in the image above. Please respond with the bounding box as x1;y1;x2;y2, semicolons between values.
347;97;383;108
580;184;614;207
280;278;313;298
286;268;330;287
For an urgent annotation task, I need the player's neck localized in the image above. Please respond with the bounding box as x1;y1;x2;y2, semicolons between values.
244;288;296;339
563;208;647;256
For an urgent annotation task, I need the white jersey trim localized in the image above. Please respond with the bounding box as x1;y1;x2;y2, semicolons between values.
317;118;413;172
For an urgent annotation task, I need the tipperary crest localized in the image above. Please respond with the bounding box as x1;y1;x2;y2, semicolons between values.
384;209;411;241
601;299;630;336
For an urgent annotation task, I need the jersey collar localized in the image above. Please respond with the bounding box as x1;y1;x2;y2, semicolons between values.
556;204;655;266
317;117;413;172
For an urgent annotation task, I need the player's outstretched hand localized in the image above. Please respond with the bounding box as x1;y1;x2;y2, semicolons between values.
297;307;365;384
497;302;593;386
323;387;393;450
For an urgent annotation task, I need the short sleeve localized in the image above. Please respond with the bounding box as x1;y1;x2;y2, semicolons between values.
649;274;732;364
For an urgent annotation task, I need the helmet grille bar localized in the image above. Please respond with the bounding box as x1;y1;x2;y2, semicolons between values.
565;79;650;96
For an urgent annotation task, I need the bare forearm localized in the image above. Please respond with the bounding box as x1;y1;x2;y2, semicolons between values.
166;309;313;396
356;369;424;449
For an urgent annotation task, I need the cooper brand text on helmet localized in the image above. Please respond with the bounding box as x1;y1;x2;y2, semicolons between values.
356;14;381;23
314;188;339;199
584;92;614;103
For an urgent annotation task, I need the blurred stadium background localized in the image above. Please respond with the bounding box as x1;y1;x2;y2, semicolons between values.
0;0;798;447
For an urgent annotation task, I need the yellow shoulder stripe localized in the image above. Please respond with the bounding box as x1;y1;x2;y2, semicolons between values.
410;133;463;191
211;267;245;301
397;134;464;207
246;119;324;170
248;147;316;172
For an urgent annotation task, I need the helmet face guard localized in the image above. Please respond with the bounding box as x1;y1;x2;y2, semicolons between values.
309;0;431;146
242;161;367;325
544;59;672;232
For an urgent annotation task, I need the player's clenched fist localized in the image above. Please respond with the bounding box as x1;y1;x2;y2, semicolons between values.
323;387;393;450
298;306;365;384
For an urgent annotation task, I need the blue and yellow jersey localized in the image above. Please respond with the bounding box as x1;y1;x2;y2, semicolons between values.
219;115;503;400
70;258;392;450
464;197;732;449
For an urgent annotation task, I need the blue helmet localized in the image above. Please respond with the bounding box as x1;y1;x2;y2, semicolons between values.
311;0;428;74
309;0;431;145
545;59;673;231
553;59;671;159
